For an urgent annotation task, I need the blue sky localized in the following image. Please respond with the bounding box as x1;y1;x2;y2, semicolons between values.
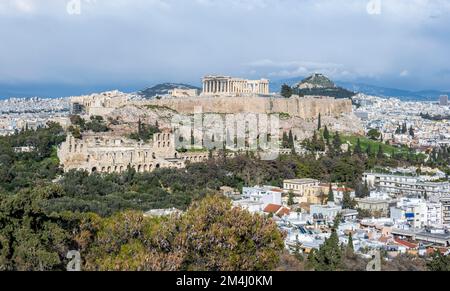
1;0;450;97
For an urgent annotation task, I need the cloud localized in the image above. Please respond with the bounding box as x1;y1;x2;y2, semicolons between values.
400;70;410;77
0;0;450;92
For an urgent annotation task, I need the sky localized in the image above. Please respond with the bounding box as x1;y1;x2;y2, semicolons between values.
0;0;450;97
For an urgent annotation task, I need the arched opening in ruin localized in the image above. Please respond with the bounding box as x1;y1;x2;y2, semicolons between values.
92;167;97;173
156;164;160;169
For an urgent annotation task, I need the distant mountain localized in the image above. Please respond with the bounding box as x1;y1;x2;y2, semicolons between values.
138;83;201;99
336;82;450;102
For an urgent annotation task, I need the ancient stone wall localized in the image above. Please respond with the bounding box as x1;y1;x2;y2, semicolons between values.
140;96;352;119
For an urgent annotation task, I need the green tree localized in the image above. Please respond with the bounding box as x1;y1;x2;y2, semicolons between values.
354;139;362;155
346;233;354;255
82;196;285;271
333;132;342;152
377;145;384;159
328;184;334;203
318;113;322;130
342;190;356;209
287;191;295;206
0;185;69;271
427;252;450;271
313;228;342;271
368;129;381;141
280;84;293;98
323;126;330;141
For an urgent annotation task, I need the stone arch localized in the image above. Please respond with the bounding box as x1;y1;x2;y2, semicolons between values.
101;167;106;172
107;166;111;173
119;166;124;173
91;167;97;173
138;165;142;172
156;164;160;169
144;165;148;172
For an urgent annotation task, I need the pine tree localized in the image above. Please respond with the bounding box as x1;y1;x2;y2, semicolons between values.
280;84;293;98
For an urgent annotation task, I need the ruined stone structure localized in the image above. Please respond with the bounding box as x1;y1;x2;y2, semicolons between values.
202;76;269;95
58;132;209;174
70;90;129;116
145;96;352;120
169;88;199;98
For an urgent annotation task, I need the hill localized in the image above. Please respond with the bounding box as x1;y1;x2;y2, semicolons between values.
137;83;201;99
290;74;356;99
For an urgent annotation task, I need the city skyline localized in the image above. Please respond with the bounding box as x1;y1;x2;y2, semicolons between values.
1;0;450;98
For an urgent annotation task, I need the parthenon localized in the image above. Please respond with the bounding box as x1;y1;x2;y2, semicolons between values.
202;76;270;95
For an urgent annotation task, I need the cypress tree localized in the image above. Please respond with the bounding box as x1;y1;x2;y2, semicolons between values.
318;113;322;130
328;184;334;203
323;125;330;141
346;233;354;255
354;139;362;155
377;145;384;159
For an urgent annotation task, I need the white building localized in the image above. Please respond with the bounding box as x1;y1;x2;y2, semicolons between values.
234;185;283;214
390;198;442;228
364;172;450;200
310;202;342;223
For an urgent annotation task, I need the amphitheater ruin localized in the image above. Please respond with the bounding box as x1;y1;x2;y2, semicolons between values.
58;132;209;174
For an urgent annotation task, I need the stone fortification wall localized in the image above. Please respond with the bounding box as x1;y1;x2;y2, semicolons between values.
140;96;352;119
